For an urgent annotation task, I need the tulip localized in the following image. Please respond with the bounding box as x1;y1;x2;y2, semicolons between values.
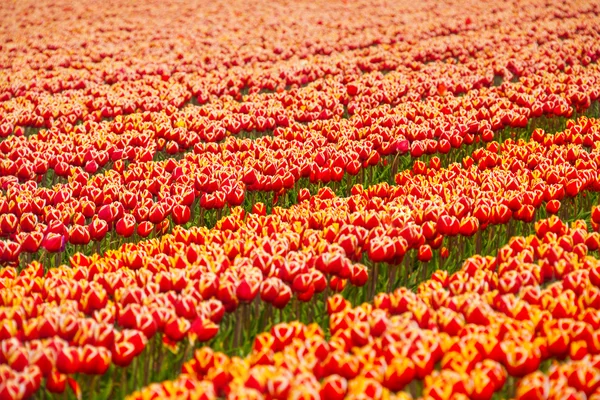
368;236;395;263
418;244;433;262
0;213;18;235
252;202;267;216
69;225;91;246
383;358;415;391
116;214;136;237
226;185;245;207
297;188;311;202
81;345;111;375
172;204;191;225
112;336;144;367
165;317;191;342
89;217;109;241
18;231;43;253
43;232;64;253
188;318;219;344
412;349;435;379
56;346;81;375
347;83;359;96
46;370;67;394
137;221;154;237
437;215;460;236
148;203;167;224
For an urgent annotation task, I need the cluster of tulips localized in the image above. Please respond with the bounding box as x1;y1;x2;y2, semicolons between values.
126;213;600;399
0;253;229;398
5;110;600;273
1;81;600;266
2;0;596;129
3;0;600;399
2;114;600;398
1;1;600;266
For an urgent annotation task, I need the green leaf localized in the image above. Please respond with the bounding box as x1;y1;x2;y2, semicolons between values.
98;378;114;400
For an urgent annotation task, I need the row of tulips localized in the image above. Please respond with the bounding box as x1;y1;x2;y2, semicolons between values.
2;0;510;104
2;115;600;397
0;4;599;231
2;110;600;272
1;4;600;400
3;20;600;190
126;212;600;399
2;0;596;134
1;18;599;271
1;83;600;267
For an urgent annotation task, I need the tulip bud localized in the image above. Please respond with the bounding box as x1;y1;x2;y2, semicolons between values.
46;370;67;394
418;244;433;262
137;221;153;237
188;318;219;345
115;214;136;237
236;279;259;303
43;233;64;253
172;204;191;225
88;217;108;241
320;375;347;400
56;347;81;375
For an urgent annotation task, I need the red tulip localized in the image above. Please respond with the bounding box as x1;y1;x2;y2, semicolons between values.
112;330;147;367
0;213;18;235
137;221;154;237
116;214;136;237
437;215;460;236
148;203;167;224
347;82;359;96
164;317;191;342
18;231;43;253
297;188;311;202
368;236;395;263
89;217;109;241
80;345;111;375
69;225;91;246
188;318;219;344
56;346;81;375
273;284;292;309
172;204;191;225
383;357;415;391
43;232;64;253
592;206;600;225
252;202;267;216
226;185;245;207
546;199;561;214
418;244;433;262
329;276;347;292
236;279;260;303
46;370;67;394
320;375;347;400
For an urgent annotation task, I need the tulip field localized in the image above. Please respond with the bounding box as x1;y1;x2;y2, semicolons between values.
4;0;600;399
